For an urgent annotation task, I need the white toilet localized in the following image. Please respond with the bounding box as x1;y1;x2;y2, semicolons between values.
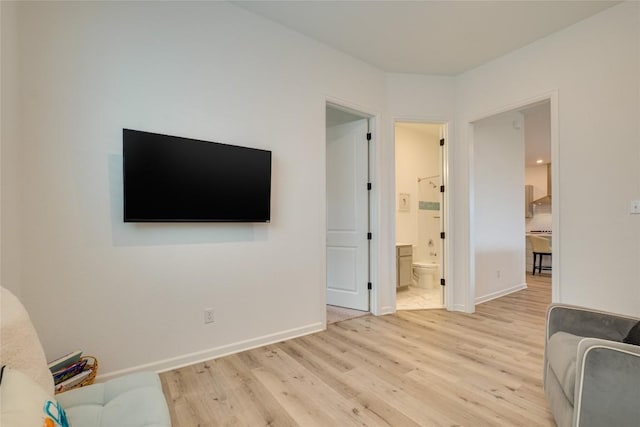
412;261;440;289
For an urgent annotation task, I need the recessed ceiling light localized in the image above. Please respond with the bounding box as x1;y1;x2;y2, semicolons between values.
536;159;544;164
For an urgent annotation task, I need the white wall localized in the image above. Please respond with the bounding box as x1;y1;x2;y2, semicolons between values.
457;1;640;315
384;74;456;311
9;1;386;376
0;1;21;297
6;0;639;378
473;111;526;302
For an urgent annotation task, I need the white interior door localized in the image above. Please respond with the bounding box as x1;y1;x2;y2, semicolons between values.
326;118;369;311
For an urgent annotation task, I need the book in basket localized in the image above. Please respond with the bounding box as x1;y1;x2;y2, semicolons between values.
48;350;82;373
55;369;92;393
52;359;88;385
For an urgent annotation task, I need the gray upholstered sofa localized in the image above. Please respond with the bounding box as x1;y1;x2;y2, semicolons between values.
544;303;640;427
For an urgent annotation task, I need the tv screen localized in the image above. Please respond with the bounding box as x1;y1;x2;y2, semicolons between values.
123;129;271;222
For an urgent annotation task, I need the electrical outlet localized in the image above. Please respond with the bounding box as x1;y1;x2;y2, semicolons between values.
496;270;501;279
631;200;640;214
204;308;214;324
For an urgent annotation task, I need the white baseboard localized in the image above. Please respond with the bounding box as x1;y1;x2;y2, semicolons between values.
96;322;324;382
452;303;467;312
475;283;527;305
378;305;396;315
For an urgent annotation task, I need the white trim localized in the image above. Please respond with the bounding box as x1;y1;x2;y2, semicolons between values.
391;117;454;312
378;305;396;315
96;322;324;382
453;303;466;311
475;283;528;305
468;93;555;124
467;120;476;313
467;90;559;313
549;93;560;304
324;96;382;316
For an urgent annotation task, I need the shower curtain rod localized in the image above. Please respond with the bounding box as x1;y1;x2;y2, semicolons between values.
417;174;440;182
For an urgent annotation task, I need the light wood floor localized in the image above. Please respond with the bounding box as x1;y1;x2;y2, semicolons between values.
326;304;369;324
160;274;554;426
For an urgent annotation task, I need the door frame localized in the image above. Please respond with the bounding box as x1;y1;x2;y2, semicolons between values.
324;98;379;319
467;91;559;312
391;118;453;311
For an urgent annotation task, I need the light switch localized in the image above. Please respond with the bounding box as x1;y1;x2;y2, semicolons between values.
631;200;640;214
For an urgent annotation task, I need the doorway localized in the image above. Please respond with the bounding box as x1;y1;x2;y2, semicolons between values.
325;104;372;315
471;99;553;307
395;122;446;310
523;102;553;286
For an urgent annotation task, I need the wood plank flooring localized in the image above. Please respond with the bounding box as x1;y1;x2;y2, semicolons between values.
326;305;369;324
160;274;554;426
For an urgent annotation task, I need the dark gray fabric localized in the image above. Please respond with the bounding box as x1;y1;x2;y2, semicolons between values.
622;321;640;345
576;345;640;427
547;305;638;342
547;332;583;405
544;305;640;427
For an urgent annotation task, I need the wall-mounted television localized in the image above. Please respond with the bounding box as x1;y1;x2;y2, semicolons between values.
123;129;271;222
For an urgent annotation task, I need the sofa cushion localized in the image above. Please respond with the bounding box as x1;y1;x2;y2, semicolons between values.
0;365;70;427
0;286;55;394
55;371;171;427
547;331;584;405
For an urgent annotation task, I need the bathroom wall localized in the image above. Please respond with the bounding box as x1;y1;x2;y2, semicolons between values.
395;123;441;261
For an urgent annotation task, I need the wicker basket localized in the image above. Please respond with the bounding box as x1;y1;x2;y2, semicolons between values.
55;356;98;394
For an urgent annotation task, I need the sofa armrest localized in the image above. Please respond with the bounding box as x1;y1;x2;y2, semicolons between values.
573;338;640;427
546;304;638;343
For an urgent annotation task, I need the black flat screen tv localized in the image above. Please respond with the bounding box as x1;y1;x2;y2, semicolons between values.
123;129;271;222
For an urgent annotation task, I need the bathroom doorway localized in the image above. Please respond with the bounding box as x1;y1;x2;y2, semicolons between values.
395;122;445;310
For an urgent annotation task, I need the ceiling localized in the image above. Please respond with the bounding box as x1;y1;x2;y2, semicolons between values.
247;2;606;165
234;1;618;75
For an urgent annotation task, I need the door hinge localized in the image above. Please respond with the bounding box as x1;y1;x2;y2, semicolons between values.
367;232;372;240
367;182;372;191
366;132;372;141
440;138;445;146
440;232;445;239
368;282;372;290
440;278;446;287
440;185;445;193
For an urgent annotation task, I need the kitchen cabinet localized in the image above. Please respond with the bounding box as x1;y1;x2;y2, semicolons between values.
525;185;534;218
